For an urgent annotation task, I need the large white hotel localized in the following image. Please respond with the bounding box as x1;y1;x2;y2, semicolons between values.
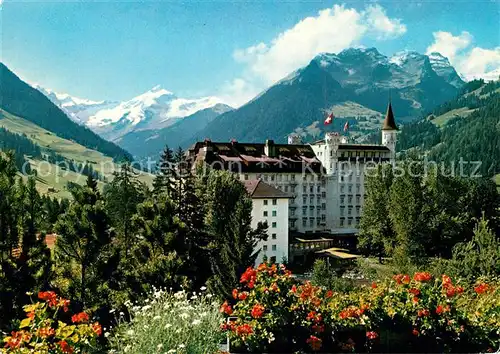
187;103;398;263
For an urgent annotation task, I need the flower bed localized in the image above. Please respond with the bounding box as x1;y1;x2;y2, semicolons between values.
221;264;499;353
2;291;102;353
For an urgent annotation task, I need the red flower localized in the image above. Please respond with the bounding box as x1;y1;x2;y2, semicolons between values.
240;267;257;284
220;301;233;316
60;299;70;312
27;311;35;320
306;335;322;351
238;292;248;301
409;288;421;296
71;312;89;324
326;290;333;298
247;280;255;289
402;274;411;284
417;309;430;317
455;286;464;294
442;274;452;286
446;287;456;298
38;327;55;338
412;328;419;336
58;340;74;354
412;296;419;304
251;303;265;318
371;282;377;289
414;272;432;282
366;331;379;340
312;324;325;333
291;285;297;293
474;283;490;294
235;324;253;337
232;289;238;299
38;291;58;307
436;305;444;315
91;322;102;336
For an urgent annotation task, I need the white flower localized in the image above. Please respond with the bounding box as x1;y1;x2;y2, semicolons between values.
164;323;172;329
153;315;161;320
179;313;189;320
119;311;124;317
199;312;208;317
190;295;198;300
206;294;213;298
178;344;185;349
126;329;134;336
124;345;131;353
268;332;275;343
192;319;201;326
109;309;116;314
104;332;110;338
142;305;152;311
167;350;176;354
200;286;207;291
174;291;185;299
157;343;163;350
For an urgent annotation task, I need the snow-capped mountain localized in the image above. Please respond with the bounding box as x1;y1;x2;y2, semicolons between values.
34;85;118;124
35;84;230;142
427;52;464;88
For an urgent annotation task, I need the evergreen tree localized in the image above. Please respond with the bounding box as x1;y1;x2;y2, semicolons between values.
199;170;267;298
358;164;394;262
152;145;175;196
55;183;112;308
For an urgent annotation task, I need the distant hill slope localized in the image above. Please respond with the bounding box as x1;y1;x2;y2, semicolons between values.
398;80;500;177
117;103;233;158
0;109;153;199
192;48;462;146
0;63;132;161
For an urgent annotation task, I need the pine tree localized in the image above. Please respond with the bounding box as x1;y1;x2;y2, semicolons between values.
55;183;112;307
152;145;175;196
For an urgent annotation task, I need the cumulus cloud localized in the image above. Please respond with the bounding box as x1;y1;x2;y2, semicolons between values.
426;31;472;62
426;31;500;81
222;4;406;107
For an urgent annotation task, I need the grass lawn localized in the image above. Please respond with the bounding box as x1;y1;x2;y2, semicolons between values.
1;109;154;198
430;107;476;128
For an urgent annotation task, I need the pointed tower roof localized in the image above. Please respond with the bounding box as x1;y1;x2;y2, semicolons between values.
382;102;398;130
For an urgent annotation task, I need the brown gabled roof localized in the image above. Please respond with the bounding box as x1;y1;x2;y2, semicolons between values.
244;179;291;199
382;102;398;130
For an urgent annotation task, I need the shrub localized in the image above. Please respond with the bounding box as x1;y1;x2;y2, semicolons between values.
222;264;500;353
2;291;102;353
109;288;224;354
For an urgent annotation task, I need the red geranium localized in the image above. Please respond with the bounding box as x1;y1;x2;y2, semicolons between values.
306;335;322;351
414;272;432;282
409;288;421;296
220;301;233;316
251;303;265;318
58;340;74;354
232;289;238;299
436;305;444;315
71;312;89;324
474;283;491;294
235;324;253;337
366;331;379;340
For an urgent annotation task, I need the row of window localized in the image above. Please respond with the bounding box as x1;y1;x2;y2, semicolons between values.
340;195;362;205
340;206;362;216
263;210;278;217
340;184;361;193
302;185;323;193
340;217;361;227
242;173;325;183
262;244;277;251
263;199;278;206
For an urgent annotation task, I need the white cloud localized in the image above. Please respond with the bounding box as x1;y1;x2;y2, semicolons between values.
426;31;472;62
426;31;500;81
222;4;406;107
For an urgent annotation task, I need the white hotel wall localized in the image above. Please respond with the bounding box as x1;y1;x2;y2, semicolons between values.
250;197;289;265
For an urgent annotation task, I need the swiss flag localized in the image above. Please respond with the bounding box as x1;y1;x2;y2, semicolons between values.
344;121;350;132
324;112;334;125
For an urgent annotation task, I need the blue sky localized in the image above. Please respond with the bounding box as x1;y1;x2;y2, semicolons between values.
1;0;499;106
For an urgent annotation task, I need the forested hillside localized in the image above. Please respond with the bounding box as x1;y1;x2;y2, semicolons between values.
0;63;132;162
397;80;500;177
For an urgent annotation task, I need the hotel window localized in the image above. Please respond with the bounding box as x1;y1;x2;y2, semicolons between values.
263;200;268;206
290;209;295;216
263;211;268;217
356;196;361;204
302;206;307;215
303;185;307;193
272;222;277;228
272;210;277;217
309;185;314;193
317;196;320;204
340;208;345;216
322;191;326;198
309;207;314;216
340;196;345;204
310;196;314;204
290;220;296;228
348;174;352;182
348;196;353;204
244;174;249;180
356;206;361;214
291;186;296;193
272;199;277;205
302;218;307;227
272;245;277;251
263;245;268;251
348;219;352;226
317;185;321;193
340;186;345;193
272;233;277;240
321;215;326;222
348;185;352;193
309;219;314;227
340;219;345;227
271;175;275;182
303;197;307;204
322;203;326;210
356;184;361;193
291;174;295;181
316;208;320;216
317;218;321;226
285;186;289;192
348;207;352;216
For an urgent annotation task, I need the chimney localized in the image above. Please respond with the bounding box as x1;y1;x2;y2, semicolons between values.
264;139;275;157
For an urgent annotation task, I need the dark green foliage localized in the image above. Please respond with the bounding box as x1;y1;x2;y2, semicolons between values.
199;170;268;298
152;145;175;195
311;259;355;293
0;63;131;161
0;127;41;171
